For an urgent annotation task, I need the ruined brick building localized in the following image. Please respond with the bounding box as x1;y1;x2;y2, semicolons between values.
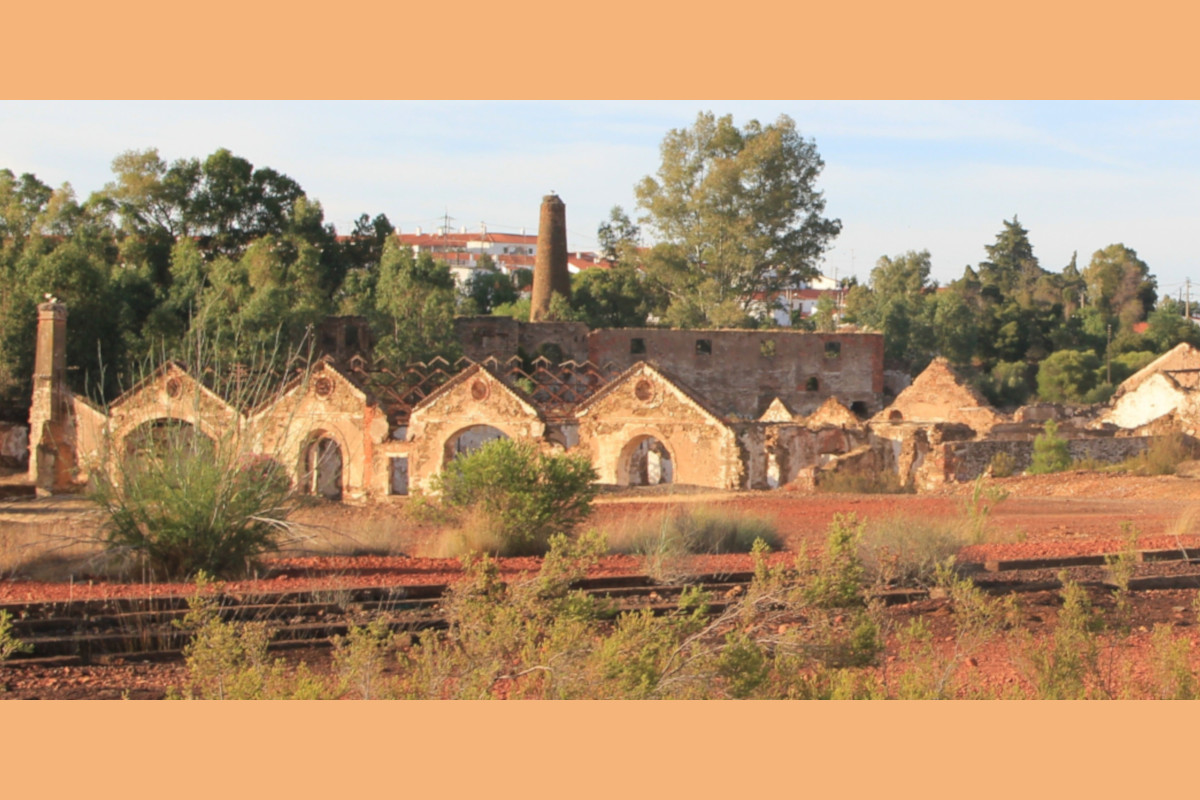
25;194;1185;501
26;194;889;499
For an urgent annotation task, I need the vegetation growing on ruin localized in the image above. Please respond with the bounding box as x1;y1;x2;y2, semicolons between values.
1028;420;1072;475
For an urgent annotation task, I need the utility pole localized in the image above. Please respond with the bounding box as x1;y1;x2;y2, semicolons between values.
1187;278;1192;321
1107;323;1112;385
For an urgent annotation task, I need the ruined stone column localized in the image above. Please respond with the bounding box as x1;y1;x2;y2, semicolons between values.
530;194;570;322
28;301;76;494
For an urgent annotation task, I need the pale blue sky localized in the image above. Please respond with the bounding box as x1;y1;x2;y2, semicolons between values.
3;100;1198;296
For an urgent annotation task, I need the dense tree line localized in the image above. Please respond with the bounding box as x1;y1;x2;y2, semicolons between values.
841;218;1196;406
0;150;462;420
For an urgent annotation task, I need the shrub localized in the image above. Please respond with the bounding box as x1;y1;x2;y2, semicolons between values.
432;438;597;556
173;577;329;699
0;609;32;662
1028;420;1071;475
987;450;1016;478
606;505;782;556
804;513;867;608
1120;433;1195;476
1036;349;1101;403
92;429;298;580
88;334;312;580
857;516;964;587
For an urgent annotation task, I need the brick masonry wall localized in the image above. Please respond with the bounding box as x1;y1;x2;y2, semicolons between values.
587;329;883;419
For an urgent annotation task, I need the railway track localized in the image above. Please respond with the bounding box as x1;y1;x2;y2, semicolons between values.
6;546;1200;668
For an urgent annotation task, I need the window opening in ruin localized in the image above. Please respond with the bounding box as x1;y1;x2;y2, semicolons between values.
695;339;712;356
446;424;508;466
301;436;343;501
760;339;776;358
805;377;819;392
624;435;674;487
345;325;360;349
825;341;841;359
390;456;409;495
851;401;869;419
888;409;903;422
630;338;646;355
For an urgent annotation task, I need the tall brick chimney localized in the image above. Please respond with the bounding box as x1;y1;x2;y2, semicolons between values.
28;301;76;494
530;194;570;322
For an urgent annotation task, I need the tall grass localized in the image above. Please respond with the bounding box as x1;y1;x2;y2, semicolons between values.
87;329;317;580
605;504;782;556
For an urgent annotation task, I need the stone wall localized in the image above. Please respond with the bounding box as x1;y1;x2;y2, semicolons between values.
943;436;1156;481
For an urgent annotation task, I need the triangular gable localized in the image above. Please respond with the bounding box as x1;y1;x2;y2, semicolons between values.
573;361;729;429
409;362;543;424
107;361;238;419
806;396;861;428
875;357;1000;428
248;360;368;421
758;397;796;423
1114;343;1200;399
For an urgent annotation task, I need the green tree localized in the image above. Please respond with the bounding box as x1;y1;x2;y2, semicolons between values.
843;250;935;370
372;239;459;366
1083;244;1156;329
571;265;657;328
1029;420;1071;475
635;112;841;326
1036;349;1101;403
464;263;518;315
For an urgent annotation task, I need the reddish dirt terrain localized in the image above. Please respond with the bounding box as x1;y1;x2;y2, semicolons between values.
5;470;1200;698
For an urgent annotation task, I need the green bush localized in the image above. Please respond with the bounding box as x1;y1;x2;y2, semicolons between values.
1028;419;1071;475
0;609;32;662
432;438;597;556
91;426;297;580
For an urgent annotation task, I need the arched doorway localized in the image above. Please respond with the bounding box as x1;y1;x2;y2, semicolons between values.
444;425;508;466
301;436;343;500
123;418;213;462
621;435;674;486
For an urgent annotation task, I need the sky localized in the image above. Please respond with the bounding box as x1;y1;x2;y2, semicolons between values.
3;100;1199;297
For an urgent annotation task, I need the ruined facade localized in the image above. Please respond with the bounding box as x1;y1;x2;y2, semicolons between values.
28;195;1190;501
26;296;887;498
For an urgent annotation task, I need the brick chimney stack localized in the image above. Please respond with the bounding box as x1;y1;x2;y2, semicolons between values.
530;194;570;322
28;301;75;494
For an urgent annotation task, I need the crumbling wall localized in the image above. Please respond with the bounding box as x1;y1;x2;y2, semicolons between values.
939;436;1156;481
586;329;883;419
1103;372;1187;430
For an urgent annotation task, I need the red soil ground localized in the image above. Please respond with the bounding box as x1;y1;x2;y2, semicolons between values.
5;470;1200;697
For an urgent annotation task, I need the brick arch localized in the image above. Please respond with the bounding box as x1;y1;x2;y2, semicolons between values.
440;423;515;469
297;428;347;500
615;430;677;487
116;414;220;457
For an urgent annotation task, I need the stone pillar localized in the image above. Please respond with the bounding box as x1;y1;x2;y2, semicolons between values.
28;302;76;495
529;194;570;322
